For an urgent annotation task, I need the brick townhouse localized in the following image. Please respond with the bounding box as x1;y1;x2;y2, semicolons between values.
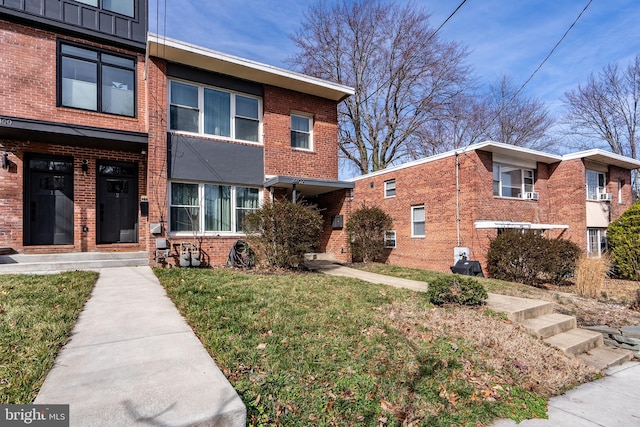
350;141;640;273
0;0;354;265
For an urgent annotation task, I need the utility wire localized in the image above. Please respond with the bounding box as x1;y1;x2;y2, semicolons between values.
479;0;593;138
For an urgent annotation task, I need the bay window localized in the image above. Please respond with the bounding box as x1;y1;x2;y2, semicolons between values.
169;80;261;143
170;182;260;233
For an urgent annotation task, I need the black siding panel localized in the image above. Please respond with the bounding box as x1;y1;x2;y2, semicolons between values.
167;63;264;97
44;0;61;19
82;7;97;30
0;0;147;50
25;0;42;14
168;134;264;186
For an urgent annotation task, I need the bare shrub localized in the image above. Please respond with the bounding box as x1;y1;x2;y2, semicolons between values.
575;255;610;299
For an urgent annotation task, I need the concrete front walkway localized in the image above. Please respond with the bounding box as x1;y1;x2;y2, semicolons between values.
34;266;245;426
308;261;640;426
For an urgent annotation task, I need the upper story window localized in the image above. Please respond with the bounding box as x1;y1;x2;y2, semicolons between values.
411;205;425;238
384;179;396;198
493;164;534;198
169;182;260;234
291;114;313;150
59;42;136;117
75;0;134;17
586;170;606;200
169;80;261;143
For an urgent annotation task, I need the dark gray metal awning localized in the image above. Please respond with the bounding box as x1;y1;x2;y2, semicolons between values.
264;175;354;196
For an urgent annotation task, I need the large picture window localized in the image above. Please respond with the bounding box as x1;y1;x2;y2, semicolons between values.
169;80;261;143
493;164;534;198
170;182;260;233
59;42;135;117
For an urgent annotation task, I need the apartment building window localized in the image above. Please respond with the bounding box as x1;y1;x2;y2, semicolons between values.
619;180;625;204
586;170;606;200
169;80;261;143
587;228;607;257
59;42;135;117
74;0;134;17
384;230;397;248
384;179;396;198
170;182;260;233
493;164;534;198
291;114;312;150
411;205;425;237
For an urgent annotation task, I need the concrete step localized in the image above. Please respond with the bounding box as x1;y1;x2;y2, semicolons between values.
545;328;604;356
0;252;149;274
486;293;554;322
521;313;577;339
578;346;635;371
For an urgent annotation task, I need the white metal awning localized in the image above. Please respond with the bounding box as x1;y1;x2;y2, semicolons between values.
474;220;569;230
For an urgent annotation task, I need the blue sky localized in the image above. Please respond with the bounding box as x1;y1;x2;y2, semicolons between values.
149;0;640;120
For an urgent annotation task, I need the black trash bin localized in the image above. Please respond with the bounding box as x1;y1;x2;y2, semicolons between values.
450;258;484;277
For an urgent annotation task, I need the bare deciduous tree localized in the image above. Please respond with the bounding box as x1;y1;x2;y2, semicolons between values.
484;75;555;151
563;54;640;196
288;0;470;174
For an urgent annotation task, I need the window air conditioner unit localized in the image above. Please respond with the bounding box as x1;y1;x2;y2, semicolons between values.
524;192;539;201
598;192;612;201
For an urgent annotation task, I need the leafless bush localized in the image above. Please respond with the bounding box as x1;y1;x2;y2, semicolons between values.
575;255;610;299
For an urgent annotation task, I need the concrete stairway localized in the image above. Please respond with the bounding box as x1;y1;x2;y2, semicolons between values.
0;251;149;274
486;293;633;371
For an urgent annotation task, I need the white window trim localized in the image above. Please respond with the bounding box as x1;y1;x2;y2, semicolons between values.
618;180;624;204
168;79;263;145
384;230;397;248
493;163;535;199
384;179;396;198
168;181;263;236
290;112;313;151
587;228;607;258
586;170;606;201
411;205;425;238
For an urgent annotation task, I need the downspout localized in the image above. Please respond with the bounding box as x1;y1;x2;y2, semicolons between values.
455;152;461;247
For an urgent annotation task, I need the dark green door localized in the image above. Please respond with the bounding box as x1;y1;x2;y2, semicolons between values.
25;157;74;245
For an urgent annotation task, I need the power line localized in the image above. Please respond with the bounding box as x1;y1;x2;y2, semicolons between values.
479;0;593;140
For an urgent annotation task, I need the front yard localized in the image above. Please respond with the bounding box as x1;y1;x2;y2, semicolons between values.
0;271;98;404
156;267;601;426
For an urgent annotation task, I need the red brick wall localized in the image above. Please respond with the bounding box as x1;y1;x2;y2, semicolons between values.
263;85;339;180
317;189;353;262
0;19;147;132
0;139;146;252
145;60;346;266
352;150;632;274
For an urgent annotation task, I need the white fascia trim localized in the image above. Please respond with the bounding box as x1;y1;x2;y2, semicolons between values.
474;220;569;230
562;149;640;169
147;33;354;99
347;140;561;182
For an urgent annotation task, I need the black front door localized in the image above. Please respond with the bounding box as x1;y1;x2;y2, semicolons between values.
97;161;138;244
25;156;74;245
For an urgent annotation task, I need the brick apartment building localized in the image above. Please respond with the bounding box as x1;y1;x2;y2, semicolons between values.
350;141;640;273
0;1;354;265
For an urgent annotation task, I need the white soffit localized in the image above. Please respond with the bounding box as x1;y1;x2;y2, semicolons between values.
147;34;354;102
474;220;569;230
562;149;640;170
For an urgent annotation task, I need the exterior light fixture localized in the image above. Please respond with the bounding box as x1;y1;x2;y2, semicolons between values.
81;159;89;174
1;152;8;169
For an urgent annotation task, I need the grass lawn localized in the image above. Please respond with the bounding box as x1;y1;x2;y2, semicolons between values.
156;268;554;426
0;271;98;404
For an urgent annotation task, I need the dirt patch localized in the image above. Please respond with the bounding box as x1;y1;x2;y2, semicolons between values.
384;302;599;396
